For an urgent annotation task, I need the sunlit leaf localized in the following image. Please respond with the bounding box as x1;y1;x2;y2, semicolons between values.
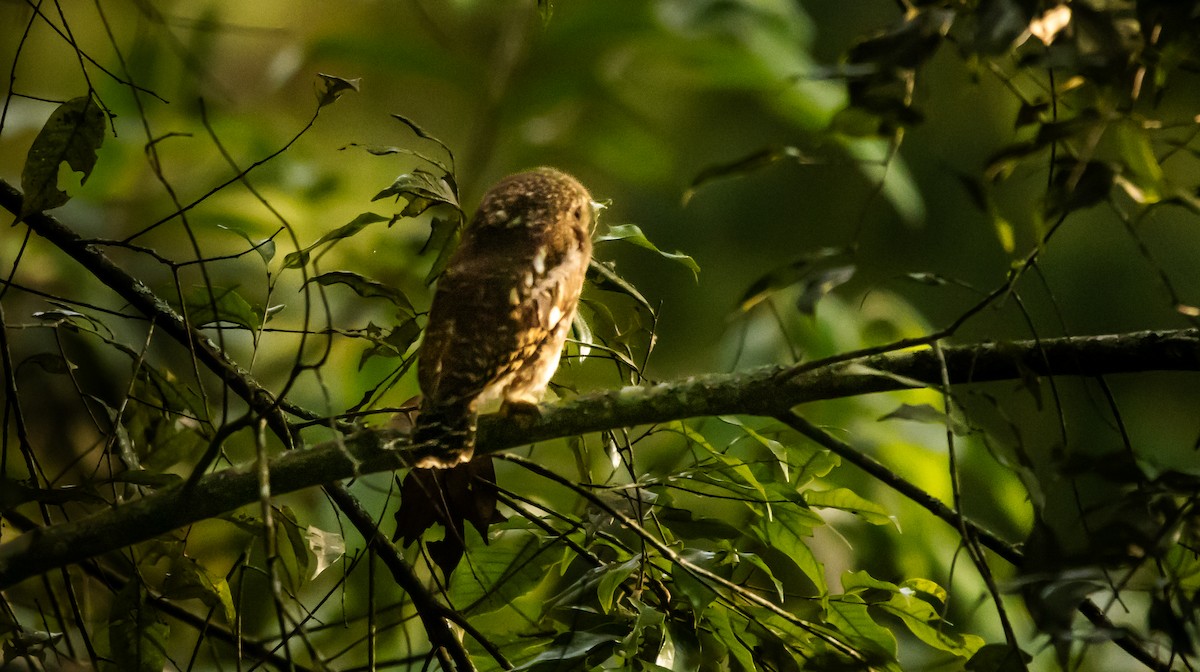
597;223;699;279
20;95;106;217
304;525;345;579
824;595;898;658
805;488;893;526
162;555;237;625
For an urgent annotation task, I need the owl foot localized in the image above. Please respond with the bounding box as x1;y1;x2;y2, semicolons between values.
500;399;542;431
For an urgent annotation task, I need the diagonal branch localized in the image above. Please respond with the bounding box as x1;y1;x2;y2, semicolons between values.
2;328;1198;587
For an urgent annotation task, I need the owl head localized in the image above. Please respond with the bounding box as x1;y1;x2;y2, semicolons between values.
474;168;594;239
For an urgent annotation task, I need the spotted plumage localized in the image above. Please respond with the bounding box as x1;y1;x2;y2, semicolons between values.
413;168;594;468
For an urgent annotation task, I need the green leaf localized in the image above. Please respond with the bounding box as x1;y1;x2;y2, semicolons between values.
422;212;464;284
20;95;106;217
357;317;422;369
390;114;457;175
673;555;719;619
511;628;620;672
705;608;758;672
106;583;168;672
596;557;640;613
824;594;898;658
448;528;554;617
307;271;415;314
215;222;276;262
751;504;826;592
274;506;310;591
184;286;262;332
315;73;360;107
597;223;700;279
282;212;389;269
736;551;785;602
718;415;791;481
738;247;849;312
804;488;893;526
878;402;971;436
587;259;656;316
1114;122;1165;204
684;146;815;203
162;556;237;625
373;168;460;214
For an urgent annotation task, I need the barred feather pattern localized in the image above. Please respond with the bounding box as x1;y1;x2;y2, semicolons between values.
412;168;593;468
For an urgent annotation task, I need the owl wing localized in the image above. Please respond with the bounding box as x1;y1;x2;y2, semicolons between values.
418;233;586;409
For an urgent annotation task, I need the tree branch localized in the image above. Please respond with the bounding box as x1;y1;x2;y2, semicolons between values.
2;328;1198;588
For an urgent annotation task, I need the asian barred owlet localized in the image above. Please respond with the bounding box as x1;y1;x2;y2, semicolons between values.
413;168;594;468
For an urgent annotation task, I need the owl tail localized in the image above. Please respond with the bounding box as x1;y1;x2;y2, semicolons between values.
412;400;477;468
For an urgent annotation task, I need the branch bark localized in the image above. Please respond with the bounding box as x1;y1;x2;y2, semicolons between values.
2;327;1198;588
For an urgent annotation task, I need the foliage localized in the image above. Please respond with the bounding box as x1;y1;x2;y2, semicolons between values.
2;1;1200;672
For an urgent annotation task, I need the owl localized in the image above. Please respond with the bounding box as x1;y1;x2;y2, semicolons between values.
412;168;594;468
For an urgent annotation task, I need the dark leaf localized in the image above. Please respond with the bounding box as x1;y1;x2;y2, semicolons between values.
315;73;360;108
20;95;106;217
282;212;389;269
685;146;815;203
796;264;855;315
973;0;1033;54
966;644;1034;672
878;402;971;436
307;271;415;314
390;114;457;176
374;168;460;214
394;458;505;578
0;478;100;512
21;352;70;375
739;247;849;312
1046;161;1115;215
511;629;620;672
423;212;464;284
587;259;656;316
108;583;168;672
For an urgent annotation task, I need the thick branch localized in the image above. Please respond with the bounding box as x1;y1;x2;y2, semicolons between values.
2;328;1198;588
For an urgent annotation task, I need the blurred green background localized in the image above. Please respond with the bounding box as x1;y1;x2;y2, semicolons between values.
4;1;1200;669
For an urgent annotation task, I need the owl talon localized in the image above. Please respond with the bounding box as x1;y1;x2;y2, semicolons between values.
501;399;542;430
